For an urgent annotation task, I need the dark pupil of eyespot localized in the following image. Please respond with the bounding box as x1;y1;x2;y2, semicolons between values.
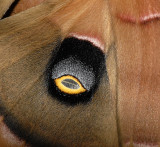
61;79;80;89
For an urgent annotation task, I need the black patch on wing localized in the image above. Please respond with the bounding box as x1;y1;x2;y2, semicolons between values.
46;37;106;105
2;0;20;19
0;106;64;147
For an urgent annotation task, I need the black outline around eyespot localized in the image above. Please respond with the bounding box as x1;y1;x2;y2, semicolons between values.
46;37;106;105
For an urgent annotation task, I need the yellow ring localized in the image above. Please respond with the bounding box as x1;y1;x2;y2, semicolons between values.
54;75;86;94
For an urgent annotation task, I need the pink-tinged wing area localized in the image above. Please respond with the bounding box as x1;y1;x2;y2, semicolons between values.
108;0;160;146
110;0;160;24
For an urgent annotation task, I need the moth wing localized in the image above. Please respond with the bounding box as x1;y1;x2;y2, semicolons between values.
0;0;15;18
0;0;118;146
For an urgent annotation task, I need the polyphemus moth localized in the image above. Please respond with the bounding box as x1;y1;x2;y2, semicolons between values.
0;0;159;147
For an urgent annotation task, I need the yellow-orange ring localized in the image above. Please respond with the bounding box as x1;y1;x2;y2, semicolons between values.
54;75;86;95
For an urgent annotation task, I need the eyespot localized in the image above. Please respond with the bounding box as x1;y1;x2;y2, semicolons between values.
46;37;106;105
54;75;86;94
